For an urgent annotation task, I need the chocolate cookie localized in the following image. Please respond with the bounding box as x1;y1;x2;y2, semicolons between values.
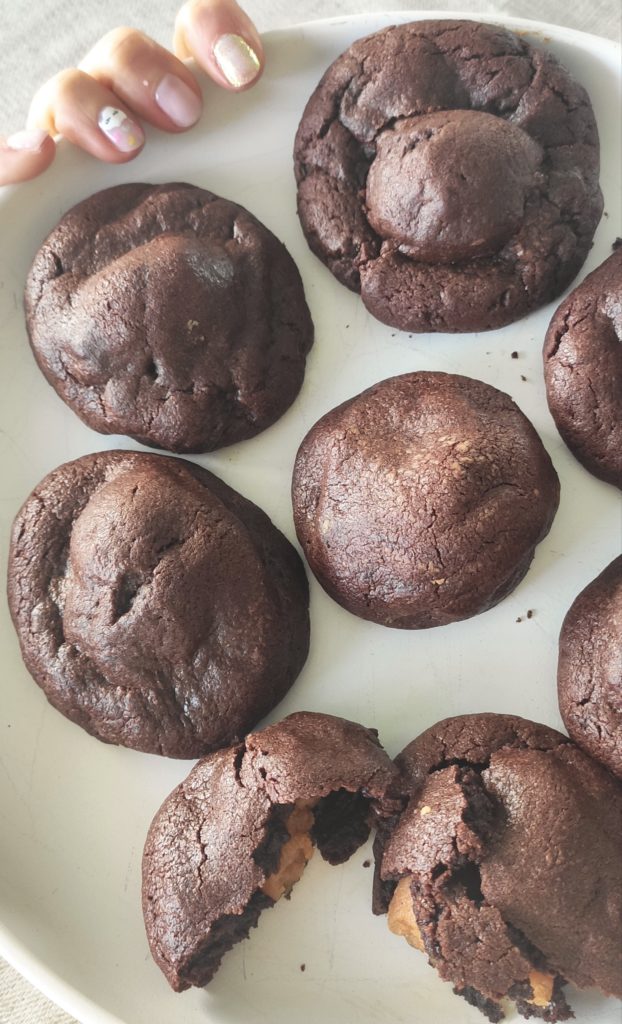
24;182;313;453
294;19;603;333
373;713;622;1022
292;372;559;628
558;556;622;780
7;451;309;757
543;248;622;488
142;711;397;990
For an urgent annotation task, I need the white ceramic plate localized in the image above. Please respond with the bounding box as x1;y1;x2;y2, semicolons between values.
0;11;620;1024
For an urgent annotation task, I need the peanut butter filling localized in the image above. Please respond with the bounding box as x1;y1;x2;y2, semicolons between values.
527;968;555;1007
387;876;424;951
261;800;316;902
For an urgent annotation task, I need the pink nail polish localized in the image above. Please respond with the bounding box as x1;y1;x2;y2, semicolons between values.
155;74;201;128
6;128;49;151
97;107;144;152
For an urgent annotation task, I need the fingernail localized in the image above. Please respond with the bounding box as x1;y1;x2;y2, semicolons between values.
213;34;261;88
6;128;48;151
155;73;201;128
97;106;144;152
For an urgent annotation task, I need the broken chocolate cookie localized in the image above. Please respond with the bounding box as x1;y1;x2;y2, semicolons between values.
142;712;397;990
373;713;622;1021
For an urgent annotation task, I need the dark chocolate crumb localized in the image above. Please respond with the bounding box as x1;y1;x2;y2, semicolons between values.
300;963;306;972
527;609;534;619
457;985;504;1023
613;237;622;250
363;859;371;868
516;616;523;623
521;375;527;381
511;351;519;359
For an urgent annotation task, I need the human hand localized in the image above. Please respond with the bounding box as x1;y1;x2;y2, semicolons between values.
0;0;263;187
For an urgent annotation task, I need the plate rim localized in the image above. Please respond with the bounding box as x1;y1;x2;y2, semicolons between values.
0;9;619;1024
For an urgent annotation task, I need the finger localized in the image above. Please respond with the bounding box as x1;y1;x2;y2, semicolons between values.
175;0;264;91
28;69;145;162
0;130;55;186
80;27;202;132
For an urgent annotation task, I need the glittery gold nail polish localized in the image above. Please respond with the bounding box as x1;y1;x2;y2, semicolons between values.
213;34;261;88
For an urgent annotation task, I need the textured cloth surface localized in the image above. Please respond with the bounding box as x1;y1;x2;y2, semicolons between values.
0;1;620;1023
0;958;73;1024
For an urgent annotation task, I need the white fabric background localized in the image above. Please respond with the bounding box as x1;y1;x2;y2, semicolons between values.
0;1;620;1022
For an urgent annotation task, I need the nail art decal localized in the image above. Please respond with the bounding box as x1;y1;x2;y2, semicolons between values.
98;107;143;152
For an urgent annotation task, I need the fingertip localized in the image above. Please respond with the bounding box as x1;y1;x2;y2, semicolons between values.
80;28;203;133
175;0;264;91
0;132;56;186
29;69;146;165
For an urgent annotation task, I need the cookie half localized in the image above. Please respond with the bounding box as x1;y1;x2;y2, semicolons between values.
543;248;622;488
294;19;602;333
373;713;622;1021
24;182;313;453
558;556;622;779
7;451;309;757
292;372;559;628
142;712;397;990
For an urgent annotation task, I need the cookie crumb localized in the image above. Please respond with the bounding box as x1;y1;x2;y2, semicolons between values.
613;237;622;250
511;351;519;359
300;963;306;972
362;859;371;868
